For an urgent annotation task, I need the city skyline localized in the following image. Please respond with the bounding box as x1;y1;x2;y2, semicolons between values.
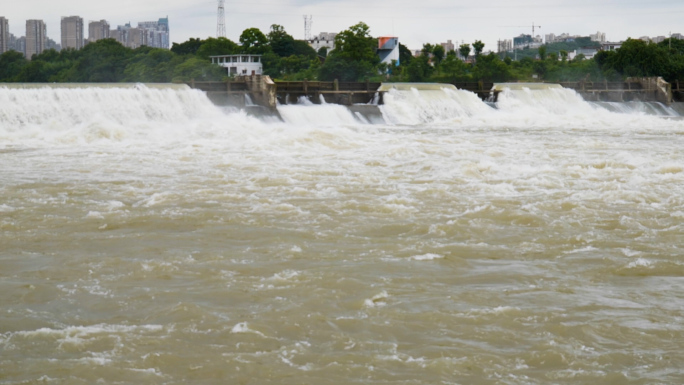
2;0;684;51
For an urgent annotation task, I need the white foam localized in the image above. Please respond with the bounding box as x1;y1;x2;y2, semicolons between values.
267;270;300;281
277;99;361;126
231;322;266;337
0;204;15;212
627;258;653;269
364;291;389;308
380;86;492;125
410;253;444;261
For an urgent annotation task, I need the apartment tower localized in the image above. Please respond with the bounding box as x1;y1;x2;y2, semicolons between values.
26;19;46;59
61;16;84;49
0;17;9;54
88;20;110;43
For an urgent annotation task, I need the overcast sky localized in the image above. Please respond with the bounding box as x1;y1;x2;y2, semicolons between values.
4;0;684;51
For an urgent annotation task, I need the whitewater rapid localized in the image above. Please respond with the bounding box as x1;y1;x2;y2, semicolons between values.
2;84;684;384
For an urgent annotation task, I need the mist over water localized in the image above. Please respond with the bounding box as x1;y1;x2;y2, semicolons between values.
2;85;684;384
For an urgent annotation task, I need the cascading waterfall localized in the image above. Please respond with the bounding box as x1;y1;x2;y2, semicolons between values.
594;101;680;116
379;83;494;125
0;84;256;145
276;95;361;126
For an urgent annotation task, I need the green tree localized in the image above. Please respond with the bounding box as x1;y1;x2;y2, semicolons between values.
440;51;467;81
239;28;270;54
474;53;512;82
406;55;432;82
268;24;295;57
292;40;317;59
195;37;239;60
432;44;445;67
459;44;471;62
421;43;434;57
73;39;132;82
123;47;179;82
472;40;485;57
171;38;203;56
399;43;413;66
538;45;547;61
319;54;375;81
331;22;378;64
0;50;29;81
172;57;225;82
317;47;328;57
319;22;379;81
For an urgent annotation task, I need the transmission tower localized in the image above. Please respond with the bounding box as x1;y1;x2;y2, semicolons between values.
304;15;312;40
217;0;226;38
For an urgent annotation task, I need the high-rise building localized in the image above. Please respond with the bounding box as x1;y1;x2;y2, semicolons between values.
26;19;46;59
61;16;84;50
0;17;9;54
111;19;168;49
590;31;606;43
441;40;455;52
497;39;513;53
88;20;110;43
47;37;61;52
12;35;26;56
137;17;169;49
127;27;148;49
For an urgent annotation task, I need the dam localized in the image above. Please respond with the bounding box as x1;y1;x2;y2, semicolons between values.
185;75;680;111
2;83;684;384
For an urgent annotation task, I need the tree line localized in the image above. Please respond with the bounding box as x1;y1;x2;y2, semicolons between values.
1;22;683;84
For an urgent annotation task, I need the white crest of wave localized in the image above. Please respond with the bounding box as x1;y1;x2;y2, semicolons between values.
380;87;492;125
276;96;361;126
496;86;602;116
0;85;259;145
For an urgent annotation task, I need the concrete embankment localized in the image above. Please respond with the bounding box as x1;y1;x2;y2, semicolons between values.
186;76;683;112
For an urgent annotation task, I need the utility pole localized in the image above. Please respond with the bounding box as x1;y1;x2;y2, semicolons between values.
217;0;226;38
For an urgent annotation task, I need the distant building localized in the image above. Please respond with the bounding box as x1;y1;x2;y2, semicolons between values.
497;39;512;53
129;27;148;49
307;32;336;52
111;18;169;49
0;17;9;54
61;16;84;50
47;37;61;52
672;33;684;40
590;31;606;43
602;42;622;51
653;36;667;44
514;34;543;49
12;35;26;55
111;23;146;49
88;20;110;43
545;33;580;44
26;19;46;59
378;36;400;67
211;54;262;76
138;17;169;49
441;39;455;52
568;47;599;60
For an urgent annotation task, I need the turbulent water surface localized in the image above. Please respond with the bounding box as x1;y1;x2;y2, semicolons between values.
1;85;684;384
